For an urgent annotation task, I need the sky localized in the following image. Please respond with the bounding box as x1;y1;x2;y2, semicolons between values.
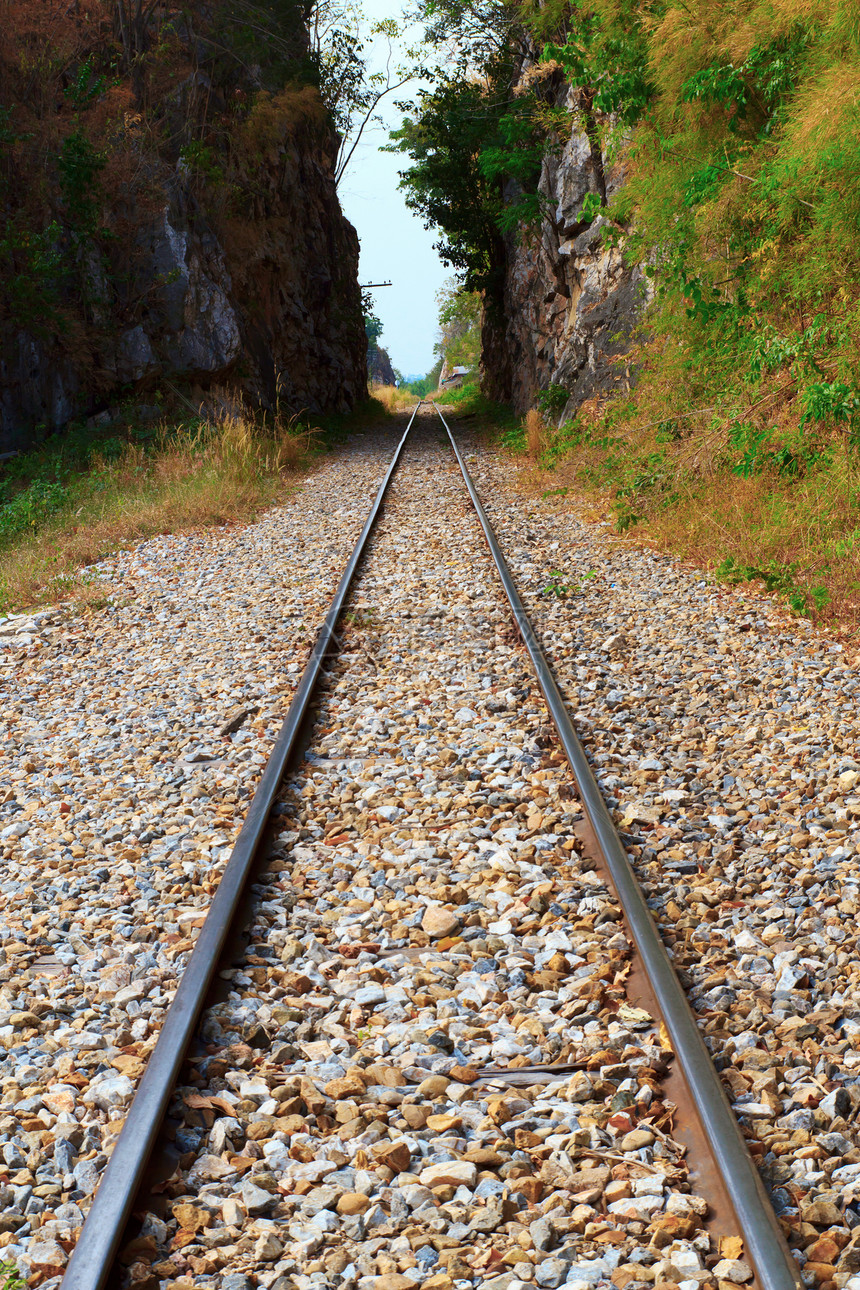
336;1;450;379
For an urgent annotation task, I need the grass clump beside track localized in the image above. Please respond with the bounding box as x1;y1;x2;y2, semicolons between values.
504;396;860;628
0;392;392;615
432;375;521;433
370;384;421;414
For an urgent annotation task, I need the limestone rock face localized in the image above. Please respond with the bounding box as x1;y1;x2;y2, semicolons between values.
1;118;366;451
369;344;397;387
483;73;648;418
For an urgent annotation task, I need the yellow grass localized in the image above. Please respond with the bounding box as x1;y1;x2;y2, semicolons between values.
371;384;419;413
525;408;546;459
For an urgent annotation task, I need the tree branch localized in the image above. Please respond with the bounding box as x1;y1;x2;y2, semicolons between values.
335;75;413;183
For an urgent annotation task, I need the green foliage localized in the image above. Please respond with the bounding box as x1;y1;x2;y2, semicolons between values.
64;57;108;108
364;313;383;344
478;102;555;231
403;372;435;396
389;0;565;295
180;142;225;185
390;70;562;292
58;131;106;237
727;422;830;478
0;220;65;333
0;1260;23;1290
541;568;570;598
801;381;860;441
388;74;509;296
535;383;568;416
715;555;830;617
436;280;481;371
543;1;654;125
679;28;809;135
0;478;70;545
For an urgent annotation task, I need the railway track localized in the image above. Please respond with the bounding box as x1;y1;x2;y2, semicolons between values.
54;408;802;1290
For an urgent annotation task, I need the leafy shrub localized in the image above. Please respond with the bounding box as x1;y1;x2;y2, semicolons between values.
0;478;70;545
536;384;569;417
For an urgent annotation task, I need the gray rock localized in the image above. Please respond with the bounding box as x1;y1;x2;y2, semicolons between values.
240;1179;277;1215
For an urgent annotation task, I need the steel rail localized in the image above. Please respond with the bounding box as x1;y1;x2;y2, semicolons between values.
433;402;803;1290
61;403;424;1290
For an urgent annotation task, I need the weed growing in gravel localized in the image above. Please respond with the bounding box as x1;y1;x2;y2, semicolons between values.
346;606;380;629
541;568;596;599
541;569;570;598
0;1261;23;1290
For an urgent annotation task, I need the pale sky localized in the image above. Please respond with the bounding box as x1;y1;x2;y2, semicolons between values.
337;2;450;379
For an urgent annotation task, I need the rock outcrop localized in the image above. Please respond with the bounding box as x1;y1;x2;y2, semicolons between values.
0;10;366;453
1;140;365;451
482;74;647;420
368;343;397;387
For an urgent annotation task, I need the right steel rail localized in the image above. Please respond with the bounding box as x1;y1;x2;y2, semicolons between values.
61;403;424;1290
433;402;802;1290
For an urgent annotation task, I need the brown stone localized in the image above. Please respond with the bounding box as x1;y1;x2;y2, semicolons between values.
449;1064;479;1083
502;1250;533;1267
247;1120;277;1141
802;1265;836;1283
807;1237;844;1265
325;1071;369;1100
463;1147;506;1167
802;1201;844;1227
427;1114;463;1133
337;1192;371;1216
420;1161;477;1188
649;1213;697;1246
509;1176;543;1205
402;1104;430;1129
365;1064;406;1087
335;1099;360;1123
487;1095;529;1126
278;1114;308;1134
417;1075;450;1098
372;1140;412;1173
299;1077;329;1115
171;1204;211;1234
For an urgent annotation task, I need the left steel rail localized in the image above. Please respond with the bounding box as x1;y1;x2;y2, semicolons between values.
61;403;423;1290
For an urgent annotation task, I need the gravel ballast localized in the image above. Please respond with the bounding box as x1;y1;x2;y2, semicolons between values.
1;411;852;1290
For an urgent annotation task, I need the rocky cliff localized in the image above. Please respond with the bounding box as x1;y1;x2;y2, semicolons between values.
482;71;647;421
0;5;366;453
368;343;397;387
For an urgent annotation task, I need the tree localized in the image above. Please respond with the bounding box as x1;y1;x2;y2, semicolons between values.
436;279;481;369
310;4;422;183
388;74;508;298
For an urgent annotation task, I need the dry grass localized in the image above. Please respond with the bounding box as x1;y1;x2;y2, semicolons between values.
525;410;860;631
525;408;547;459
0;412;316;613
372;385;419;413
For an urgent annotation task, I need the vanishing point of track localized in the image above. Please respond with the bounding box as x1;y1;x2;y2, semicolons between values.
61;405;802;1290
